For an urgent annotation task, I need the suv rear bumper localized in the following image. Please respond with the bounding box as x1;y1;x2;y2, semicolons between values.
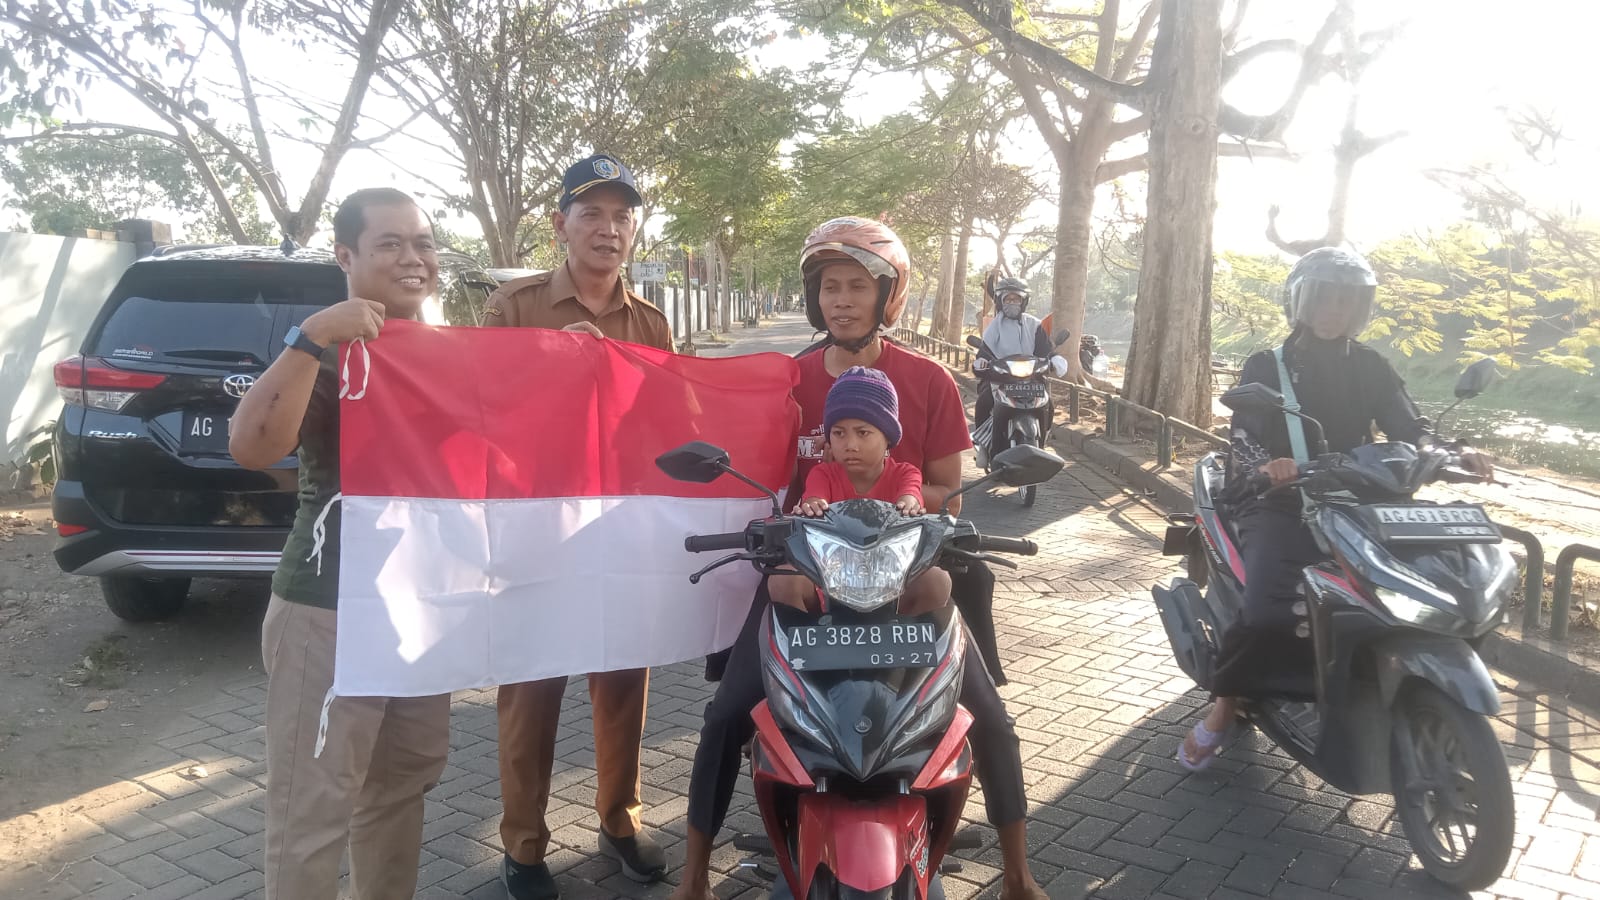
52;480;288;578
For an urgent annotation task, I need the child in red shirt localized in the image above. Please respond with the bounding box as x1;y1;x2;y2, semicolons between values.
770;367;953;614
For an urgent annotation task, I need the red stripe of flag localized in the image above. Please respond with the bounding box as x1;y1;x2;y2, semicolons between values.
338;321;800;501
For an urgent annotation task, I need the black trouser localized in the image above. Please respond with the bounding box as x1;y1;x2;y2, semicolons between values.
686;577;1028;838
948;562;1005;686
1209;501;1324;698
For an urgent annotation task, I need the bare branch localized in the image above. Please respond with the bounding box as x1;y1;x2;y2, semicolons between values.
943;0;1148;106
1217;4;1345;142
1111;1;1161;83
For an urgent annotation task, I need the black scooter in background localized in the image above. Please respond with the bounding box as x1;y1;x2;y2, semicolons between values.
1153;360;1517;891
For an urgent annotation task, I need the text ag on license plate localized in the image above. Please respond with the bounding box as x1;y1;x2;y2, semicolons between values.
181;412;232;454
785;617;939;671
1366;504;1500;542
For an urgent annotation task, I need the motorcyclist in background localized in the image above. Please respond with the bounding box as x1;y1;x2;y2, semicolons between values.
1179;246;1496;770
971;272;1067;461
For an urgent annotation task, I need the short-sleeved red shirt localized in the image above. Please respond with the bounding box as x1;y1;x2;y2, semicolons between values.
792;341;972;495
803;457;923;505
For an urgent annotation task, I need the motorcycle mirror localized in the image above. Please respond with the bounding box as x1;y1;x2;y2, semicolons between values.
656;441;784;517
1220;382;1287;414
991;443;1066;487
965;335;985;351
1054;331;1073;347
654;441;730;484
1454;358;1500;399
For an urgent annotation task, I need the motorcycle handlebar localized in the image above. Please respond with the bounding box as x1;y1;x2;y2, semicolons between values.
977;535;1038;555
684;532;746;553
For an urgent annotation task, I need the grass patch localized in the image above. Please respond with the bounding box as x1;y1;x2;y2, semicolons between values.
75;635;133;689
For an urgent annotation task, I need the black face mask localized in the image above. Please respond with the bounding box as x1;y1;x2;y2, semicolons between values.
1293;329;1351;361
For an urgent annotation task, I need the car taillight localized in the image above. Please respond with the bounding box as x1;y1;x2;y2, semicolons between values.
57;523;89;537
54;356;166;412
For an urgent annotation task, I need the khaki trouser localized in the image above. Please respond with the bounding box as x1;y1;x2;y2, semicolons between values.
497;669;649;864
262;595;451;900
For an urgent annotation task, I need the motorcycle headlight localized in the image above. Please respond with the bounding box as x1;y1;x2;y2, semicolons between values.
1373;587;1456;629
1002;359;1037;377
805;526;923;612
1324;511;1457;608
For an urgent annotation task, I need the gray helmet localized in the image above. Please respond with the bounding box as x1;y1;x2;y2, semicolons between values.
991;276;1029;312
1283;247;1378;338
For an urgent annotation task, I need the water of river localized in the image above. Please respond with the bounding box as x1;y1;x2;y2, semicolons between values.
1096;341;1600;479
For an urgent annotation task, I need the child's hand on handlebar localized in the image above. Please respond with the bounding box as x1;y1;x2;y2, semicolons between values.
894;494;924;515
795;497;830;517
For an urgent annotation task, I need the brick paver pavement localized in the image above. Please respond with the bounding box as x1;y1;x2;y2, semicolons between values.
4;315;1599;900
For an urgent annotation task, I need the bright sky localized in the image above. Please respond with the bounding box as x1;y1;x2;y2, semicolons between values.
3;0;1594;266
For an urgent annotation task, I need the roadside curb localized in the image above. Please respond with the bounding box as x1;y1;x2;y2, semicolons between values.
1047;419;1600;708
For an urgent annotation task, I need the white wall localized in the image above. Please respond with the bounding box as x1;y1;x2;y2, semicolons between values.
0;232;136;466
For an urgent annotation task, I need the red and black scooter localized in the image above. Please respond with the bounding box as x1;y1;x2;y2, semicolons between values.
657;441;1063;900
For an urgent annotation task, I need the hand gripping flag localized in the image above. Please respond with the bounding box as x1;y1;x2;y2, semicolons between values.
323;320;798;701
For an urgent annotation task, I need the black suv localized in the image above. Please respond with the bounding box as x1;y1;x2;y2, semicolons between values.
51;245;498;621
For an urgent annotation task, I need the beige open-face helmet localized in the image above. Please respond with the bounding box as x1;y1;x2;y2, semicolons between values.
800;216;911;334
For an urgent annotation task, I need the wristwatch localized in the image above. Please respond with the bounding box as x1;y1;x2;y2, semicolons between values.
283;325;327;359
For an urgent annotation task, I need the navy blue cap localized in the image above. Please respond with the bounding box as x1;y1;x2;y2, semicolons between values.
559;153;642;211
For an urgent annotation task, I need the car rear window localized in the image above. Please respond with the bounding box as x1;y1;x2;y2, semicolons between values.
90;267;345;364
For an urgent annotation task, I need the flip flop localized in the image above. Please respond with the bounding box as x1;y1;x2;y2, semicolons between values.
1177;719;1235;771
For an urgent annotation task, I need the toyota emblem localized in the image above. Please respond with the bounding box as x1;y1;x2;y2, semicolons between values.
222;374;257;399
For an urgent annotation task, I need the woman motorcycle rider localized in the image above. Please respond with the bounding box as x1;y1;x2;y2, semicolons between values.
972;274;1067;465
669;217;1048;900
1180;246;1495;770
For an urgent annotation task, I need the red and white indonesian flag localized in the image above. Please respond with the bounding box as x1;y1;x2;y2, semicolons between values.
329;320;798;698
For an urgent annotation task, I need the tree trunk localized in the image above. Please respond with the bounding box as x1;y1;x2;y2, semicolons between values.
718;242;733;332
944;219;974;340
1051;152;1099;381
1124;0;1222;425
910;270;934;331
931;230;957;341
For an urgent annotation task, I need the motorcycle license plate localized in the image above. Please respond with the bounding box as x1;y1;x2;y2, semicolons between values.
1001;382;1047;400
1363;503;1501;542
785;616;939;671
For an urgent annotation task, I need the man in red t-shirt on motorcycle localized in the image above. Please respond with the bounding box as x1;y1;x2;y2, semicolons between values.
669;217;1048;900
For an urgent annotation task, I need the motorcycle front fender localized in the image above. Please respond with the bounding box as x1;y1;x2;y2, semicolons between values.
1375;635;1501;716
796;793;931;897
1011;412;1040;446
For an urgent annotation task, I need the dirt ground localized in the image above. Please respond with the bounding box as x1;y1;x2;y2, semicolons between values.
0;500;269;869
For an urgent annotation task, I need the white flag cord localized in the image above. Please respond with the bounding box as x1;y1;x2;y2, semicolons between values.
314;339;371;758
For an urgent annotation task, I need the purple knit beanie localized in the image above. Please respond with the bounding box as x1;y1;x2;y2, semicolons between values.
824;366;902;447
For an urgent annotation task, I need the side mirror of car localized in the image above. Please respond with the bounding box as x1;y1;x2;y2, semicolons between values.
991;444;1066;487
1454;358;1500;399
655;441;729;484
1220;382;1287;414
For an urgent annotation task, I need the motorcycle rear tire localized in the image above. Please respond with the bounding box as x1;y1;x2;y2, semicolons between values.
1389;683;1514;892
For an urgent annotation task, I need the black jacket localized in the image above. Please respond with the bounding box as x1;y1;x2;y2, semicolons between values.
1229;333;1430;489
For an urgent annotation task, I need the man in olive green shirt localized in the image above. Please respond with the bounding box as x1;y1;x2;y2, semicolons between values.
231;188;451;900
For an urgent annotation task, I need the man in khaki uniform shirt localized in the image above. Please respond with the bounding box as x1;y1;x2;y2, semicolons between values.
486;153;672;900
